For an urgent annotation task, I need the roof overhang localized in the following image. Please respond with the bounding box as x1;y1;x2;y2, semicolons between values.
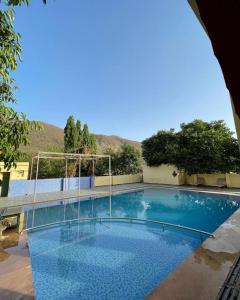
188;0;240;143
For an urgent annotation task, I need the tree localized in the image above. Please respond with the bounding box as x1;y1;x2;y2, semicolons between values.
89;134;97;154
142;120;240;175
80;124;97;154
117;144;142;175
176;120;240;174
76;119;82;149
0;1;45;169
63;117;97;176
142;129;178;167
80;124;90;153
64;116;78;152
20;146;65;179
7;1;46;5
95;144;142;176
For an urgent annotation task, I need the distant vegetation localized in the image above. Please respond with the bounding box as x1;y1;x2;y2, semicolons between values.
142;120;240;175
64;116;97;154
20;121;141;155
95;144;142;176
22;117;142;179
63;116;142;177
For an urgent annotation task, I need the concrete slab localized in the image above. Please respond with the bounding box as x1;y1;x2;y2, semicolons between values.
0;230;34;300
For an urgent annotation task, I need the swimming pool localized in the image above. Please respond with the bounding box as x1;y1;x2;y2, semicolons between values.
27;188;240;300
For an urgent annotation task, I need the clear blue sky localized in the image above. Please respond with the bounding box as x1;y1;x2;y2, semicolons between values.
13;0;234;141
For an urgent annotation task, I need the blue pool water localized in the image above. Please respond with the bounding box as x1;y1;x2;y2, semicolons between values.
27;188;240;300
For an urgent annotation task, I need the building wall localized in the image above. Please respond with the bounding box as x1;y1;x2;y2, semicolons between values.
185;173;226;186
143;165;184;185
95;176;112;186
226;173;240;188
0;162;29;180
143;164;240;188
9;174;142;196
184;174;197;185
113;174;142;185
0;162;29;196
95;174;142;187
8;176;92;197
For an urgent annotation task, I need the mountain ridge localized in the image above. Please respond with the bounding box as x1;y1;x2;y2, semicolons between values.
21;122;141;154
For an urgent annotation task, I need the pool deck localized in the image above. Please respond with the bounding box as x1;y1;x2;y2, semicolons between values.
1;183;240;299
0;230;34;300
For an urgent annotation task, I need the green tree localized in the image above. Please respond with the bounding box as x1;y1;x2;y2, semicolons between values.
176;120;240;174
95;147;117;176
64;116;78;152
142;129;178;167
20;146;65;179
95;145;142;176
76;119;82;150
81;124;90;153
80;124;97;154
89;134;97;154
142;119;240;175
0;0;47;169
117;144;142;175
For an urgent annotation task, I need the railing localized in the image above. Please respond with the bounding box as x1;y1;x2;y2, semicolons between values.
24;216;215;239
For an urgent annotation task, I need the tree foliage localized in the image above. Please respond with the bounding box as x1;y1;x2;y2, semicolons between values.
20;146;65;179
176;120;240;174
142;120;240;175
64;116;97;154
0;1;45;169
80;124;97;154
6;0;46;5
95;144;142;176
64;116;78;152
76;119;82;149
142;129;178;167
117;144;142;175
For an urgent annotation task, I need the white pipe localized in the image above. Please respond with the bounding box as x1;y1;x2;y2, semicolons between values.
109;156;112;217
78;158;81;197
33;154;40;203
65;159;68;191
28;157;34;196
38;151;110;158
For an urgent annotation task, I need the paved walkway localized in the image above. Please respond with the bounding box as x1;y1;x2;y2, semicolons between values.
0;231;34;300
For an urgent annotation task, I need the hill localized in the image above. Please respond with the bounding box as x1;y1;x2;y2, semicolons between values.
21;122;141;154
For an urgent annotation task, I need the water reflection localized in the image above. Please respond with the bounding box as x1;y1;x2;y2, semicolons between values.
25;188;240;234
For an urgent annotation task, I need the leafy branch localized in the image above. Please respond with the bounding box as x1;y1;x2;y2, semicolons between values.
0;1;45;169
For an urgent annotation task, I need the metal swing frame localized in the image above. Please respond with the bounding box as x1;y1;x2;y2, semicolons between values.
29;152;112;203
